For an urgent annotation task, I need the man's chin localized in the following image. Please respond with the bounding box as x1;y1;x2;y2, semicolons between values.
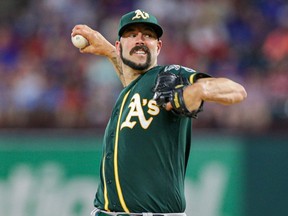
132;64;150;71
122;60;150;71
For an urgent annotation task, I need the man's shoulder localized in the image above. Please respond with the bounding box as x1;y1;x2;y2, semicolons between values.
162;64;196;74
149;65;196;73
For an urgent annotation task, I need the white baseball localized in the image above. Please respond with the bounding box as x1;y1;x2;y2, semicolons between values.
71;34;89;49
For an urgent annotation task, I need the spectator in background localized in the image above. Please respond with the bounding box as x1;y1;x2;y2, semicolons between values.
0;0;288;131
262;3;288;127
262;4;288;63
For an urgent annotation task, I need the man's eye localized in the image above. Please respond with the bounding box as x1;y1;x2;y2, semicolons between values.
144;34;151;38
129;33;137;38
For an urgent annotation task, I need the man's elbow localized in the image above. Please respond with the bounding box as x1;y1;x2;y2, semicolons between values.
223;85;247;105
233;86;247;104
239;86;247;101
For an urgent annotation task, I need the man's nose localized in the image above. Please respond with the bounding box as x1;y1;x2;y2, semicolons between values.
135;32;145;45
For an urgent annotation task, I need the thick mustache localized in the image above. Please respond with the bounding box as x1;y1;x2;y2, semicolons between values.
130;45;149;55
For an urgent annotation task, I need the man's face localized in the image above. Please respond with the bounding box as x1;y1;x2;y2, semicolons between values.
116;24;162;72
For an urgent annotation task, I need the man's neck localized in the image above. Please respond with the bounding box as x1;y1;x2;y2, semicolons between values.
122;65;156;86
122;69;143;86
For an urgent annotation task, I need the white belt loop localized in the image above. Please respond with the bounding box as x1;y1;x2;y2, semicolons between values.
142;213;153;216
163;213;186;216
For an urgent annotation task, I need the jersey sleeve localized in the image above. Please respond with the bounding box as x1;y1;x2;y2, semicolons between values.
162;65;212;85
178;66;212;84
188;72;212;84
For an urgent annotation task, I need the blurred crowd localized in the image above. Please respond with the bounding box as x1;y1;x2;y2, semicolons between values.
0;0;288;132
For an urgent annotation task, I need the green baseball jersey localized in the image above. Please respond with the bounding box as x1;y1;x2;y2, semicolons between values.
94;65;207;213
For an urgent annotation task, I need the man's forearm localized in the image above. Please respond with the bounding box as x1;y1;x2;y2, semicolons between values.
107;51;126;87
183;78;247;111
71;25;126;86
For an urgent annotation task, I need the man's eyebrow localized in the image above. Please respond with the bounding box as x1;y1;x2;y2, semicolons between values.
144;27;156;33
124;25;156;33
123;27;135;32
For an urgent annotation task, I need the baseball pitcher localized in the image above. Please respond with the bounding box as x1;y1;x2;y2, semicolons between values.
71;9;247;216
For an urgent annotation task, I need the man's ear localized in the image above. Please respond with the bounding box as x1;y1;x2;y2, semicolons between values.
115;41;121;56
157;40;162;55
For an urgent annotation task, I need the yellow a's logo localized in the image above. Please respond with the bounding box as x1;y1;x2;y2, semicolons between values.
132;9;150;20
121;94;159;130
